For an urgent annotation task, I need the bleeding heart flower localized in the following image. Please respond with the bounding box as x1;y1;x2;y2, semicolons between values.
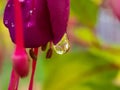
109;0;120;20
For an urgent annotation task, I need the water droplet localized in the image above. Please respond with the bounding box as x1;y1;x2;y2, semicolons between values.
27;22;34;29
5;20;8;25
29;8;36;16
7;4;11;8
53;34;70;55
29;10;33;15
19;0;25;3
11;23;15;28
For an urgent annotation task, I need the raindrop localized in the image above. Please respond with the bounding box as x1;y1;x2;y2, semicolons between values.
53;34;70;55
27;22;34;29
19;0;25;6
29;10;33;15
5;20;8;25
29;8;36;16
11;23;15;28
7;4;11;8
19;0;25;3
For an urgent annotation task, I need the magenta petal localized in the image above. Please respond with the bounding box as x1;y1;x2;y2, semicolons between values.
47;0;70;44
4;0;53;48
3;0;69;47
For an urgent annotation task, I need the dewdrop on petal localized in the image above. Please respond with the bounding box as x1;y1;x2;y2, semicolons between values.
53;34;70;55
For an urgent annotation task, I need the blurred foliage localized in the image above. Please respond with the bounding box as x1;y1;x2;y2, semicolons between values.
71;0;99;28
42;50;119;90
74;27;120;64
91;0;103;5
1;0;120;90
0;0;6;17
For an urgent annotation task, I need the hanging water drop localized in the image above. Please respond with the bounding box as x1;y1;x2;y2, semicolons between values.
53;34;70;55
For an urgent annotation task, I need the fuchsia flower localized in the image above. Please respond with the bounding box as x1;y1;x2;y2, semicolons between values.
4;0;69;47
3;0;70;90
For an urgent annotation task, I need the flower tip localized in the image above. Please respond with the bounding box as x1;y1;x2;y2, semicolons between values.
12;50;29;78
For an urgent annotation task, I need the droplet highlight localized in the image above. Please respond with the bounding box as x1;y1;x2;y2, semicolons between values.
5;20;8;25
7;4;11;8
29;10;33;15
11;23;15;28
53;34;70;55
19;0;25;3
26;22;34;29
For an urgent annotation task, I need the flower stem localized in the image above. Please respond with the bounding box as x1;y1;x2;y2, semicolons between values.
8;68;19;90
29;48;38;90
13;0;24;49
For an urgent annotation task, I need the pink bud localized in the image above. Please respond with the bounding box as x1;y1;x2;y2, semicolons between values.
12;48;29;78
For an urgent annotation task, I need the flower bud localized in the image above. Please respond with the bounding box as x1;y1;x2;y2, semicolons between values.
12;49;29;78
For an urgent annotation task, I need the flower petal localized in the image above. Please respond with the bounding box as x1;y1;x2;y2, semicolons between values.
47;0;70;44
4;0;53;48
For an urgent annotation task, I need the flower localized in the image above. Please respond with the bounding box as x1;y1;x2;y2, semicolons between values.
4;0;70;48
3;0;70;90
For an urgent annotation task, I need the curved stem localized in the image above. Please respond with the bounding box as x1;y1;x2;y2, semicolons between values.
9;0;24;89
8;68;19;90
29;48;38;90
9;0;23;89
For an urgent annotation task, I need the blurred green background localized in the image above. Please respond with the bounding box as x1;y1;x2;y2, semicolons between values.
1;0;120;90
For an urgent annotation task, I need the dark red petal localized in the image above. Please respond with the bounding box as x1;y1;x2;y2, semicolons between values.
47;0;70;44
4;0;70;47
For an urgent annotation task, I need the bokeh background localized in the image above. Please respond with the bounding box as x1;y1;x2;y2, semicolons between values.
1;0;120;90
